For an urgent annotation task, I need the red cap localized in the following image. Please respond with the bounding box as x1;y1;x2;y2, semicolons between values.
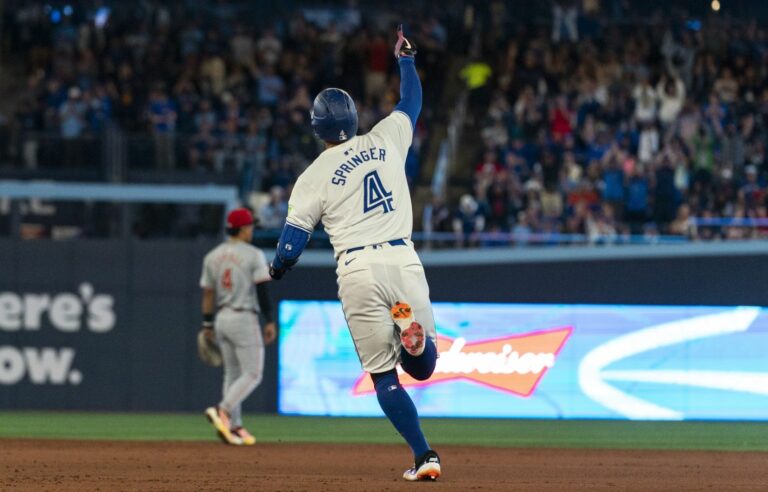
226;208;254;229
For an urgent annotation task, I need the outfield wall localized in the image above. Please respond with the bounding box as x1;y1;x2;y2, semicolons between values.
0;238;276;413
1;238;767;415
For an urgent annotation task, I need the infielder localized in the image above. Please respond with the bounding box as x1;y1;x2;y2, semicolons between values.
200;208;276;445
269;27;441;481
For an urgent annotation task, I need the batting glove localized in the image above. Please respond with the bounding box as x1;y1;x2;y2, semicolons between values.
394;24;417;59
269;262;287;280
269;255;298;280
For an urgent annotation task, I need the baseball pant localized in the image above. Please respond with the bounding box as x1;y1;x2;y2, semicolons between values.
215;309;264;428
336;241;436;374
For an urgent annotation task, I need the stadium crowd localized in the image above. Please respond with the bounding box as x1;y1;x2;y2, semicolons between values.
447;3;768;244
1;1;450;218
3;1;768;244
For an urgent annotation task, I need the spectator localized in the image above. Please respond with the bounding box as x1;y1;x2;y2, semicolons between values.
257;65;285;107
720;121;746;170
189;121;216;171
453;194;485;248
739;165;764;211
259;186;289;230
587;203;618;244
632;78;658;124
365;33;390;102
59;87;87;140
59;87;87;167
653;152;679;233
242;118;268;194
713;68;739;105
422;195;453;248
194;99;217;131
180;20;204;59
624;164;650;235
551;1;579;43
600;147;625;219
147;85;178;169
475;150;503;182
230;25;256;68
257;27;282;67
568;178;600;210
461;59;493;124
657;74;685;127
550;95;574;142
638;123;659;163
15;98;41;169
691;126;715;184
201;49;227;96
214;119;244;173
669;204;698;239
486;178;512;230
511;210;533;246
87;84;113;133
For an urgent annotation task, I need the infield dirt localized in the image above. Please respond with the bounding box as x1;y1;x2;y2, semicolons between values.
1;439;765;491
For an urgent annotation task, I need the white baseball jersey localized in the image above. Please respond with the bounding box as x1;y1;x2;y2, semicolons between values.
286;111;414;256
200;240;271;311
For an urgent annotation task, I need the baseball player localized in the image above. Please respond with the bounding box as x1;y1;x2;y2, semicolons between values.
201;208;276;446
269;27;441;481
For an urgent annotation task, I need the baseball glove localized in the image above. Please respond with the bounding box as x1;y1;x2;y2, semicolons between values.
197;329;222;367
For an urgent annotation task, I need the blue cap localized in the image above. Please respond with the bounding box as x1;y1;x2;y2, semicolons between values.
310;88;358;143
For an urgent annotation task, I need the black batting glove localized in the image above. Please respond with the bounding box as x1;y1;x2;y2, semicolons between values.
269;262;287;280
269;255;298;280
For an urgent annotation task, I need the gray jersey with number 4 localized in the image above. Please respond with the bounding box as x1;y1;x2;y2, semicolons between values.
199;241;271;311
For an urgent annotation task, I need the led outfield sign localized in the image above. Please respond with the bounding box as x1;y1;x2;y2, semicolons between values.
278;302;768;420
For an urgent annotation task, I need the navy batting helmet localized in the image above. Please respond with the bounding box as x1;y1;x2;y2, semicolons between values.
310;88;358;143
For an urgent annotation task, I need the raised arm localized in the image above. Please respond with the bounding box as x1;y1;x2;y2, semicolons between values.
393;25;422;129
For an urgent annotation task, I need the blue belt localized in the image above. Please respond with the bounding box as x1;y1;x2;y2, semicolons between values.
346;238;407;255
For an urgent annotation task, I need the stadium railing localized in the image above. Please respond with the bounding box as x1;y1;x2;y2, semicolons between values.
0;180;239;238
431;92;468;200
250;229;691;248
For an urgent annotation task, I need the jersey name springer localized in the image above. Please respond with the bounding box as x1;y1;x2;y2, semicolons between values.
331;146;387;186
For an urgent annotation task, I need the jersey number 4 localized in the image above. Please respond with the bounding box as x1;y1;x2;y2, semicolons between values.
363;171;394;214
222;268;232;291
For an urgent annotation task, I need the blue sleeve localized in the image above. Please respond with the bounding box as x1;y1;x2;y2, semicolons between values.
271;223;310;270
394;57;422;129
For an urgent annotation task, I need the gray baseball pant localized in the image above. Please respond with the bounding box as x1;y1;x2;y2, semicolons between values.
214;309;264;428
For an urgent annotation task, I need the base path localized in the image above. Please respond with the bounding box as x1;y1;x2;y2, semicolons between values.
1;440;765;491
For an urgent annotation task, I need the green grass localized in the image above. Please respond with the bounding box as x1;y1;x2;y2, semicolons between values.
1;412;767;451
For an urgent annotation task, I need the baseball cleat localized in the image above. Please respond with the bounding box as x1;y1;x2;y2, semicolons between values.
231;426;256;446
205;406;240;445
403;450;441;481
392;301;425;356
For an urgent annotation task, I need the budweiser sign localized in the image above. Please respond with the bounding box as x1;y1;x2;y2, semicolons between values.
352;327;572;396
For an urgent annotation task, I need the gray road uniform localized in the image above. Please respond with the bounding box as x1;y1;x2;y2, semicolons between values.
200;240;271;428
